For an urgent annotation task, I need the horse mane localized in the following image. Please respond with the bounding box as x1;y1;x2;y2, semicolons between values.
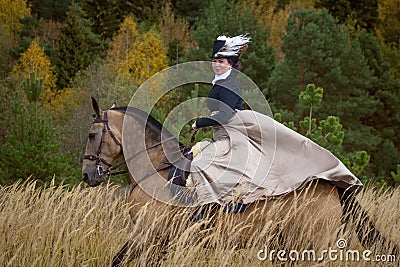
110;106;179;145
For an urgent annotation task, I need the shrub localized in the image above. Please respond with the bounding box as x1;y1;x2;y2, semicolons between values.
0;72;80;185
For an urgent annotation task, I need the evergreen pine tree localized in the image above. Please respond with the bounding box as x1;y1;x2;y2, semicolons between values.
29;0;71;21
11;15;62;62
267;9;347;112
357;33;400;145
267;8;379;153
172;0;209;27
54;3;105;89
10;15;39;58
355;32;400;178
80;0;121;40
0;71;79;185
315;0;379;32
122;0;163;23
371;139;400;182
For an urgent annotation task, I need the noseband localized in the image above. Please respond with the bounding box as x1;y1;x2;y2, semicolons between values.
83;110;127;177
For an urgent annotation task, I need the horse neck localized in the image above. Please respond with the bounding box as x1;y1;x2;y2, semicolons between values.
119;108;178;182
143;124;178;177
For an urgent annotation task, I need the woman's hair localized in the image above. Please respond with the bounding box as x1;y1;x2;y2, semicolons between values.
227;57;242;71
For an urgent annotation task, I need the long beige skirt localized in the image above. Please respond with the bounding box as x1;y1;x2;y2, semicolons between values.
190;110;362;205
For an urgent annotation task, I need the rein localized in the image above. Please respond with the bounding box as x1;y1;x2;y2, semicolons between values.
83;109;194;178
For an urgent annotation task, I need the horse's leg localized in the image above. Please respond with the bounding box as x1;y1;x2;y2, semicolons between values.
111;240;133;267
337;187;400;256
110;185;147;267
112;182;174;267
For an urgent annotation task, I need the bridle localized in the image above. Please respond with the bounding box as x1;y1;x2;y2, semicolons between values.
82;110;127;177
83;109;194;179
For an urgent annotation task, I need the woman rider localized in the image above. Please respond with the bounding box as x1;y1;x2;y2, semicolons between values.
190;34;362;214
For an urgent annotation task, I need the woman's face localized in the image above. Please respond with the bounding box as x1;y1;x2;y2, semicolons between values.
212;58;232;75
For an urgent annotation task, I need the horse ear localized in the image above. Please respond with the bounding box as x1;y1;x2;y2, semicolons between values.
110;102;116;109
91;97;103;119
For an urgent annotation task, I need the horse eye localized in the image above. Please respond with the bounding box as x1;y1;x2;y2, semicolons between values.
89;133;96;139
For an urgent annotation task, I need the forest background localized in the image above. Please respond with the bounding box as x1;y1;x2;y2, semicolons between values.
0;0;399;188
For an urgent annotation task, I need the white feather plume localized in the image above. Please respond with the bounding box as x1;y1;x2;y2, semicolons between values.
214;34;251;57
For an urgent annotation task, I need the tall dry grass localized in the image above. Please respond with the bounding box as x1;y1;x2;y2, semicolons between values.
0;182;133;266
0;181;399;266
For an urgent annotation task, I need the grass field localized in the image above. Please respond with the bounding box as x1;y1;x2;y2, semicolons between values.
0;181;399;266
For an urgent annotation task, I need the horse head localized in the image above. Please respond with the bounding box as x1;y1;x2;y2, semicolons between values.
82;97;123;187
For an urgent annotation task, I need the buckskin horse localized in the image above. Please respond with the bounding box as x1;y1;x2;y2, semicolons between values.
82;98;398;266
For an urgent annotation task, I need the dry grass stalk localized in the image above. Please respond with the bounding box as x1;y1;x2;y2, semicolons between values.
0;181;399;266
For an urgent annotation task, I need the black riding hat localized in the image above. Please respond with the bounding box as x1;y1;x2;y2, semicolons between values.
211;34;251;65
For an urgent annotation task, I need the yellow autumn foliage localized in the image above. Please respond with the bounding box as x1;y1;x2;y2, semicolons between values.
377;0;400;44
45;87;87;118
0;0;30;34
120;31;168;82
107;17;139;66
12;40;57;103
246;0;315;61
158;0;193;52
107;17;168;83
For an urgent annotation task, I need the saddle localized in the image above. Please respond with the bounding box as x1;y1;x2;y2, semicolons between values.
166;145;249;213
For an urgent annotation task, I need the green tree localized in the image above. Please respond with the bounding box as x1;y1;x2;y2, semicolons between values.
80;0;121;40
267;9;379;153
172;0;209;27
23;69;45;103
356;33;400;174
390;164;400;186
123;0;163;23
298;84;323;134
275;84;371;179
188;0;276;90
11;15;63;64
11;15;40;57
315;0;379;32
380;44;400;149
0;72;80;185
371;139;400;182
29;0;71;21
54;2;105;89
81;0;165;41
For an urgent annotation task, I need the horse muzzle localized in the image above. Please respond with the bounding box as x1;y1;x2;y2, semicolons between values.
82;165;106;187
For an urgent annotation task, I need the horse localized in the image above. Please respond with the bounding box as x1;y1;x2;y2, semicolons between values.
82;98;398;266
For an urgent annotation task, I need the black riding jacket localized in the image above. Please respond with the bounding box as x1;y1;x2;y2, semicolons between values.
195;71;243;128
